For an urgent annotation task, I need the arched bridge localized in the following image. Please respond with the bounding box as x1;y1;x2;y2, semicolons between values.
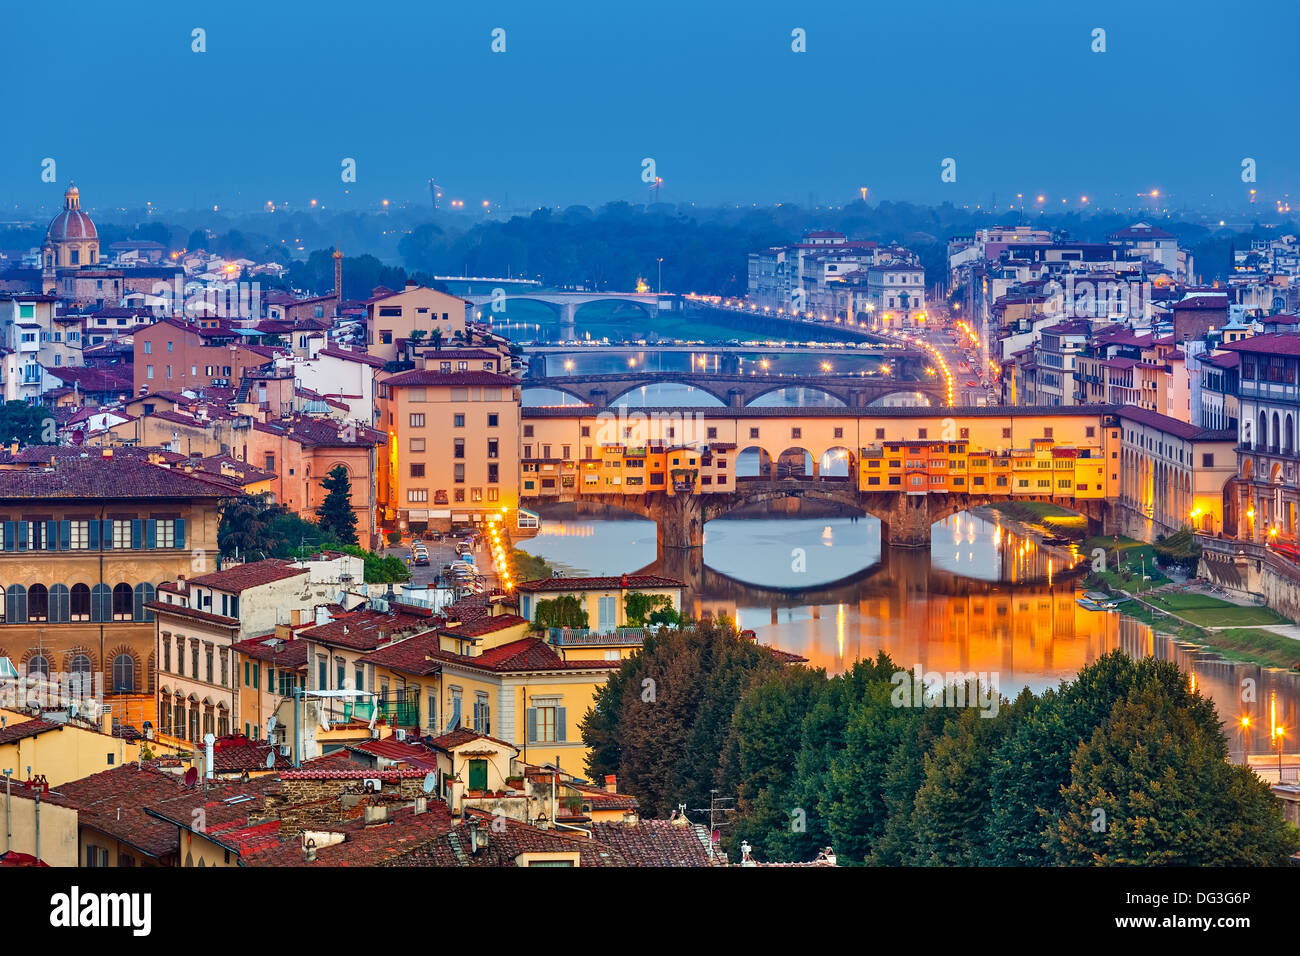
522;371;947;408
465;291;678;334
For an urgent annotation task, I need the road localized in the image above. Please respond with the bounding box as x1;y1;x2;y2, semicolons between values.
871;307;1000;406
386;532;501;595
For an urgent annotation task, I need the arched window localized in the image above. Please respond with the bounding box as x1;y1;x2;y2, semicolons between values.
26;654;49;679
112;583;133;621
133;583;156;622
1274;412;1282;453
28;584;48;623
70;584;91;622
5;585;27;625
90;584;111;623
69;653;92;697
112;653;135;694
1259;410;1268;451
49;584;70;623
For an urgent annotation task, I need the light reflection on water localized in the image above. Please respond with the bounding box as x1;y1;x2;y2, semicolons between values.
518;510;1300;762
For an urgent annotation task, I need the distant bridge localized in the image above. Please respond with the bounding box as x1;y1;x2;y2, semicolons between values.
464;290;679;333
521;370;945;408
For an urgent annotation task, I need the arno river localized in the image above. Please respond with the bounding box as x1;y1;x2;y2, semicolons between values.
516;359;1300;764
519;509;1300;764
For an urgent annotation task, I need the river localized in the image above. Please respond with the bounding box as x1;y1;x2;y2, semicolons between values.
518;509;1300;765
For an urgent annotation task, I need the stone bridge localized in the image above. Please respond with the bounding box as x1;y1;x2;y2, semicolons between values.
536;482;1112;549
465;291;676;337
522;370;947;408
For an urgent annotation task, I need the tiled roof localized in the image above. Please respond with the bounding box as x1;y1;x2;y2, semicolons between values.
356;632;444;675
0;718;62;745
348;737;441;770
147;600;240;629
187;558;308;593
382;369;519;388
231;634;309;668
1117;407;1236;442
588;819;722;866
440;614;528;639
211;736;294;772
0;457;230;500
383;810;628;867
245;803;454;867
1223;333;1300;357
299;608;435;651
425;728;518;754
513;575;682;593
426;637;620;674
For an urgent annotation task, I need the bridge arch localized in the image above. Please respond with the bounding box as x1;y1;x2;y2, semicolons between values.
818;445;855;479
520;383;593;407
869;389;936;407
735;446;774;480
775;446;815;479
744;383;849;407
607;380;729;407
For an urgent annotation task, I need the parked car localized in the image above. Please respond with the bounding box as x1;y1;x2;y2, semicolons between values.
414;553;430;567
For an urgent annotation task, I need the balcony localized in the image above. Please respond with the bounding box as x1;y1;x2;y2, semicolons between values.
548;627;647;646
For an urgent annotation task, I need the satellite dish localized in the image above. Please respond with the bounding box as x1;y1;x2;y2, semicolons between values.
266;716;277;736
184;767;198;789
422;772;436;794
265;751;276;769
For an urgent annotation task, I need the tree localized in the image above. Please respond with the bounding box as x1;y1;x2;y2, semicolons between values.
624;591;673;626
533;595;588;628
1051;682;1300;865
0;402;54;446
316;465;358;545
429;328;444;351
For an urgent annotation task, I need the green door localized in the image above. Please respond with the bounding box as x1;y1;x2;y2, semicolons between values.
468;758;488;791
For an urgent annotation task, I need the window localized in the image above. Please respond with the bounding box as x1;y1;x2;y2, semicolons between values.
410;463;425;478
1002;428;1012;439
1202;453;1214;467
454;464;465;483
454;414;465;427
70;583;91;621
5;585;25;624
487;413;499;427
791;428;802;440
410;438;426;452
408;489;429;502
111;520;131;549
524;425;534;437
473;692;490;733
528;701;565;743
833;427;843;439
112;654;135;694
454;439;465;458
26;654;49;679
488;464;499;484
917;428;928;440
487;438;498;458
112;583;133;621
749;428;760;439
876;428;886;440
28;584;48;622
409;413;426;428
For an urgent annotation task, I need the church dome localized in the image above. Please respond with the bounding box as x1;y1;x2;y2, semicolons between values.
47;183;98;242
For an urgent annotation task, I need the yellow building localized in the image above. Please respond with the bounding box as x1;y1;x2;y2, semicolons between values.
365;284;470;363
377;368;522;533
515;575;684;639
0;708;189;788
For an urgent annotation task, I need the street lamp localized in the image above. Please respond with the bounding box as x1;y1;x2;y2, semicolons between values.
657;258;663;296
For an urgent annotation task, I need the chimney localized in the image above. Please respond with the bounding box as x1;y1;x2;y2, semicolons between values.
413;795;427;816
620;573;628;588
100;711;113;736
364;805;389;827
604;774;617;793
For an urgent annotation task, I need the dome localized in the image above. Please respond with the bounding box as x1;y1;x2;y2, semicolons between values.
47;183;97;242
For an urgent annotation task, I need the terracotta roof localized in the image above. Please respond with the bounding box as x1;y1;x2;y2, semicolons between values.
425;727;518;754
245;803;454;867
0;457;229;500
440;614;528;639
187;558;308;593
146;600;239;628
513;575;682;593
299;608;435;651
381;810;628;867
1117;406;1236;442
210;736;293;772
426;637;620;674
588;819;721;866
0;718;62;745
231;634;309;668
356;632;444;676
348;737;441;770
382;369;519;388
1223;333;1300;357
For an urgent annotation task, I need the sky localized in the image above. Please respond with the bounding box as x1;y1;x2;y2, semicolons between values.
2;0;1297;218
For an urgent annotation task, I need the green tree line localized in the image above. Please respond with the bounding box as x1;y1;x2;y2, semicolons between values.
582;619;1298;865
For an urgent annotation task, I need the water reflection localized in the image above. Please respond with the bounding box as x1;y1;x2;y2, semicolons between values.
518;508;1300;761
